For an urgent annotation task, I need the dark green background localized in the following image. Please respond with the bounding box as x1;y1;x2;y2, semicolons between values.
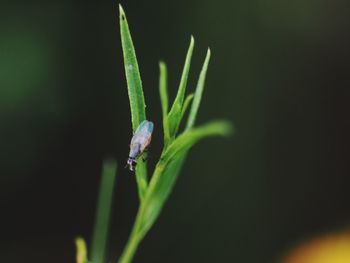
1;0;349;262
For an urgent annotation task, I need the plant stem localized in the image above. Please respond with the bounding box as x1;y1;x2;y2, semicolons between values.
118;214;143;263
90;160;117;263
118;232;141;263
118;163;167;263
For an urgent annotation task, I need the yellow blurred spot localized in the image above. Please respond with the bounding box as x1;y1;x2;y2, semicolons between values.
283;231;350;263
75;237;88;263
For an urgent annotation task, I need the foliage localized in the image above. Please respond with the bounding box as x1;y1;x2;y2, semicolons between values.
75;5;232;263
118;5;232;263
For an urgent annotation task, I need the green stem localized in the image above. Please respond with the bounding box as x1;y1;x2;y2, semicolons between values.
135;161;148;201
90;160;117;263
118;233;141;263
118;213;143;263
118;163;166;263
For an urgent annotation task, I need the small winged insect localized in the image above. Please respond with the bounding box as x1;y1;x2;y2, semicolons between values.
126;120;154;171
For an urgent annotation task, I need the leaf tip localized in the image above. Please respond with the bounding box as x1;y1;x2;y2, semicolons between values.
221;122;234;137
119;4;125;19
207;47;211;58
159;60;166;69
187;93;195;99
190;35;195;47
204;121;234;138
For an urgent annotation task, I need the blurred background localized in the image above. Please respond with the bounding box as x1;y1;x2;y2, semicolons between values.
1;0;349;262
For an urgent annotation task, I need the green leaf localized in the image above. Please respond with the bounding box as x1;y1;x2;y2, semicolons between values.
158;121;232;177
119;4;146;131
186;48;211;130
135;162;148;200
119;4;148;200
90;160;117;263
180;93;194;126
167;36;194;138
117;11;234;262
138;121;233;237
75;237;88;263
159;61;170;145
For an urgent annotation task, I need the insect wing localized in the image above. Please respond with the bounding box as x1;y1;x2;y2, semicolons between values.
134;120;154;135
131;121;154;153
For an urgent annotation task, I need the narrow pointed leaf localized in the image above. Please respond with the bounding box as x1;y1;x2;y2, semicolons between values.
186;48;211;130
161;120;232;167
119;4;148;199
180;93;194;126
119;4;146;131
159;61;170;144
91;160;117;263
167;36;194;138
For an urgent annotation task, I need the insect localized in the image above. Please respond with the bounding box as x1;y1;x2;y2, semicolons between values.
126;120;154;171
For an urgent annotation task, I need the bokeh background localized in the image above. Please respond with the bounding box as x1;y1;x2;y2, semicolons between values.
1;0;349;262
